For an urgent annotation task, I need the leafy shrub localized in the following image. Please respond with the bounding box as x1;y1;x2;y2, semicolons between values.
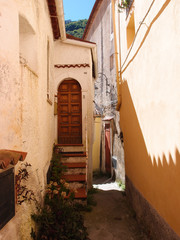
15;162;36;205
31;153;89;240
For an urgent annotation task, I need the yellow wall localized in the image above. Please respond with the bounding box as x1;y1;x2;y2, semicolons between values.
126;12;135;49
92;117;102;171
118;0;180;236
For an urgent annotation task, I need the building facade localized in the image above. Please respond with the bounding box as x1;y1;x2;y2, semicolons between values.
0;0;97;239
115;0;180;238
83;0;125;182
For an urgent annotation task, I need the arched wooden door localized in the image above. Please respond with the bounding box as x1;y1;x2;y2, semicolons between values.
58;79;82;145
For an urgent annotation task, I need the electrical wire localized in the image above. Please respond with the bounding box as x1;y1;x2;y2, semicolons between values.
120;0;156;72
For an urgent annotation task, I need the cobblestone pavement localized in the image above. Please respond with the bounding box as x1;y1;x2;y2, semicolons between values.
84;178;149;240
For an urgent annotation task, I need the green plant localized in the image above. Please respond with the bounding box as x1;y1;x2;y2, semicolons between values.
31;153;89;240
87;189;97;208
15;162;36;205
118;0;130;10
117;180;126;191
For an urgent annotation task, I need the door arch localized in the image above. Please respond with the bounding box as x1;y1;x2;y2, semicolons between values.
58;79;82;144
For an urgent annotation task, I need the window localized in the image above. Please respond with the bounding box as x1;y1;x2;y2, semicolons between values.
110;54;114;71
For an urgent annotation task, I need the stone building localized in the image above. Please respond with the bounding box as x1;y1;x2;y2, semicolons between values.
83;0;125;182
0;0;97;239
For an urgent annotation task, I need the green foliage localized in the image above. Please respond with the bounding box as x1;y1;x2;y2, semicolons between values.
87;189;97;208
118;0;130;9
76;188;98;212
65;19;88;38
87;187;98;195
117;180;126;191
15;162;36;205
31;153;89;240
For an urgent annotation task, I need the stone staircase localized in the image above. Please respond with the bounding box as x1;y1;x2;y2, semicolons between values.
59;151;87;201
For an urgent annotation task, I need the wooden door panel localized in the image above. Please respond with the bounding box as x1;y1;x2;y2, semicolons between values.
71;104;80;113
71;116;80;124
71;94;80;103
58;80;82;144
60;116;69;124
60;83;69;91
60;94;68;103
59;105;69;113
71;83;81;91
71;126;81;135
59;126;69;136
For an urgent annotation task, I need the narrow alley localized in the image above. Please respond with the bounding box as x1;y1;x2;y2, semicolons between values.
0;0;180;239
84;178;149;240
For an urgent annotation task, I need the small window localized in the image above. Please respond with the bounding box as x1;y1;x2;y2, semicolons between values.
111;7;114;34
126;11;135;49
110;54;114;71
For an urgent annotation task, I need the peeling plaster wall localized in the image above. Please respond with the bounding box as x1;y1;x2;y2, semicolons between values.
0;0;21;149
85;0;125;181
54;41;95;187
86;0;116;113
0;0;55;239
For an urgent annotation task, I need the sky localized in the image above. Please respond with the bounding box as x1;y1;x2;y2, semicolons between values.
63;0;96;21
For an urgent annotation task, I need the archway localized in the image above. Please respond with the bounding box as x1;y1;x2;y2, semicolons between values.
58;79;82;145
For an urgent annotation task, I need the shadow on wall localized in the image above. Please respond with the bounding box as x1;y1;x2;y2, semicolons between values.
120;80;180;238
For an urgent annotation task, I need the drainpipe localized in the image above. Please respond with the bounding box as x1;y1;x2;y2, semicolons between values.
55;0;66;40
118;0;122;88
111;0;122;110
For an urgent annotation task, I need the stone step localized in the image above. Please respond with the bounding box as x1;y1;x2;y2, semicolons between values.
65;187;87;199
61;174;86;182
62;162;86;168
62;152;86;158
74;188;87;199
69;182;85;190
64;168;86;175
61;157;86;163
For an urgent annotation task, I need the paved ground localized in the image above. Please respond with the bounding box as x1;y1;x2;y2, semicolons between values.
84;178;149;240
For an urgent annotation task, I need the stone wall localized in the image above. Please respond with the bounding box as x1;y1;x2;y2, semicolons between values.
85;0;125;181
126;176;180;240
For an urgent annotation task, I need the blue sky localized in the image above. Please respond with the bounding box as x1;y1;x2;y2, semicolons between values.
63;0;96;21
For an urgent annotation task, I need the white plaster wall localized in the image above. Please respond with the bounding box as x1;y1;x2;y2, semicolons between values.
0;0;21;149
19;15;38;73
54;41;95;187
0;0;55;239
